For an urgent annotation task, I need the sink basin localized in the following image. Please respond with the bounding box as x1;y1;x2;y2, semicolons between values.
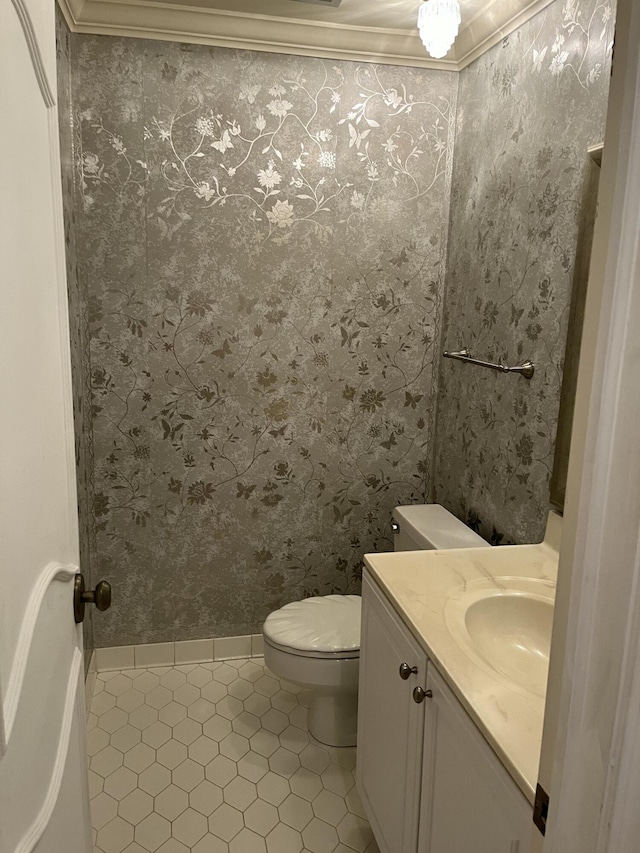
444;577;555;697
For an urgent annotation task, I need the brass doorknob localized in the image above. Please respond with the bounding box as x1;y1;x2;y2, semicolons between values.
74;573;112;623
88;581;112;611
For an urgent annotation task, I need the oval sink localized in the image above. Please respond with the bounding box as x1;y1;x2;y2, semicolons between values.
444;577;555;697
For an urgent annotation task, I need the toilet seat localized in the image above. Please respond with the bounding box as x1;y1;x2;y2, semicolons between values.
263;594;361;655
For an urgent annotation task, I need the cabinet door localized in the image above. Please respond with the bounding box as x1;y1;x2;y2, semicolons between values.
419;666;532;853
357;573;428;853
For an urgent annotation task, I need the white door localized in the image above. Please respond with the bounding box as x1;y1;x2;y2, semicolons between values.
0;0;93;850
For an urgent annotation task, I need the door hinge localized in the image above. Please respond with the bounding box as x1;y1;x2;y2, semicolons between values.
533;783;549;836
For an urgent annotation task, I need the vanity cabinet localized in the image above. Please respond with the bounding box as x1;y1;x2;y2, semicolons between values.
420;666;532;853
357;573;532;853
357;573;427;853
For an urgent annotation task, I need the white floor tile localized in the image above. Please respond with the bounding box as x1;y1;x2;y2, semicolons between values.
302;817;339;853
89;656;378;853
104;767;137;801
290;767;323;802
266;823;304;853
160;669;187;691
97;815;134;853
157;739;188;770
173;758;205;792
223;775;257;810
229;826;266;853
92;792;118;830
313;789;348;826
336;813;373;852
206;754;238;787
156;840;189;853
236;751;269;783
209;802;244;842
190;780;224;817
173;808;209;847
244;798;279;836
135;811;171;851
119;789;153;826
192;834;229;853
256;771;290;806
155;784;189;821
138;763;171;796
279;793;313;831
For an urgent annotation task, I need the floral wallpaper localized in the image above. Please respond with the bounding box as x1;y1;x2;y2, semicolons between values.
65;36;458;645
56;9;96;666
57;0;614;648
434;0;615;545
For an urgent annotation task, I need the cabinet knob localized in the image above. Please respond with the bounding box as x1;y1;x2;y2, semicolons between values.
413;686;433;703
399;662;418;680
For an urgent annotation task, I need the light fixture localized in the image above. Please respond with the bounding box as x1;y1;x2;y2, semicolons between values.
418;0;461;59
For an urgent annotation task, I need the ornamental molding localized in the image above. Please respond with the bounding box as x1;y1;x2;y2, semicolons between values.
57;0;555;71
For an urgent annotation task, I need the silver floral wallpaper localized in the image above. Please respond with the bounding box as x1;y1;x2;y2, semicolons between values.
63;32;458;645
56;10;96;664
57;0;614;648
434;0;614;545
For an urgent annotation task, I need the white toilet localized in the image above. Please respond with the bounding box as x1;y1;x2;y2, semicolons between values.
262;504;489;747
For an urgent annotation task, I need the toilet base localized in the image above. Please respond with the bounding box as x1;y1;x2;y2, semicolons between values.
263;638;360;749
308;687;358;748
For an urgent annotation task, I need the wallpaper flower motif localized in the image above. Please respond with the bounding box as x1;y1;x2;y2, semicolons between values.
434;0;614;545
67;37;457;645
545;0;613;88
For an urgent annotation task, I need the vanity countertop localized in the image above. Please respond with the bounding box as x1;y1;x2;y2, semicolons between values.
363;520;560;804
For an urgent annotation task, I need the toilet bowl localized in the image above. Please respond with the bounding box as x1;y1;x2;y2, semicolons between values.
263;594;361;747
262;504;490;747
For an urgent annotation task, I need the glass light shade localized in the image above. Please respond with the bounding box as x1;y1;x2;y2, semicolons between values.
418;0;461;59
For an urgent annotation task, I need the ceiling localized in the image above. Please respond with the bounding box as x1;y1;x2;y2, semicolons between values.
57;0;555;70
142;0;488;30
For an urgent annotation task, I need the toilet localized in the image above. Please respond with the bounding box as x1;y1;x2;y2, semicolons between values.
262;504;490;747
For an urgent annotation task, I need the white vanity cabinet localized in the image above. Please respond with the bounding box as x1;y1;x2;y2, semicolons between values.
357;573;428;853
357;573;533;853
420;665;532;853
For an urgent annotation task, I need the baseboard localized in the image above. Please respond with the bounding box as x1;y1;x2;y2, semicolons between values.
94;633;264;672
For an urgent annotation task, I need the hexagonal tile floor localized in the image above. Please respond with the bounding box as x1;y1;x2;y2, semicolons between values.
89;657;380;853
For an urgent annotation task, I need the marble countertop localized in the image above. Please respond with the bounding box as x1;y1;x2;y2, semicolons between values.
363;515;560;804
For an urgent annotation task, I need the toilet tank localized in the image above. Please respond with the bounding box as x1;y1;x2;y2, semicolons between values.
392;504;489;551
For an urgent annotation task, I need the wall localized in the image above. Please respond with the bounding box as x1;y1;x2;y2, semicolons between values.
65;36;458;645
434;0;615;544
56;10;96;665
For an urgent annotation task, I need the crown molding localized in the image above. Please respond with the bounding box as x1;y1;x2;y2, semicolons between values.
455;0;555;70
56;0;554;71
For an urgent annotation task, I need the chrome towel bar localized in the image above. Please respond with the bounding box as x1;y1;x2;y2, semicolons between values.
442;349;535;379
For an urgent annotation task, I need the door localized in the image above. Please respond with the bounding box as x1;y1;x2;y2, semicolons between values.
0;0;93;851
534;1;640;851
357;572;428;853
419;666;532;853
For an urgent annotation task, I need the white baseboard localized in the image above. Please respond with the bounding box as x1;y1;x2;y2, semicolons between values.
93;633;265;672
